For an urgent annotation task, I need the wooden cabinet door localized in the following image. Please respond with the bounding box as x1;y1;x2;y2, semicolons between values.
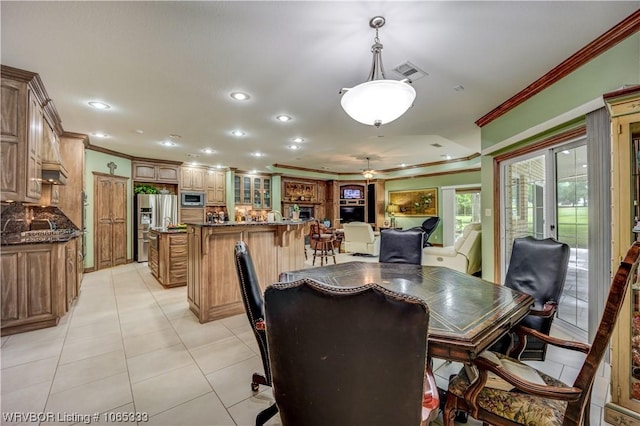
192;168;205;191
181;167;193;190
133;162;157;181
157;165;179;183
26;89;42;201
1;244;66;334
111;178;127;266
94;173;129;270
1;251;20;322
65;240;77;310
1;78;22;200
205;171;225;205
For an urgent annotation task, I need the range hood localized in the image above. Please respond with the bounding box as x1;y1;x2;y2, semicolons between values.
41;123;69;185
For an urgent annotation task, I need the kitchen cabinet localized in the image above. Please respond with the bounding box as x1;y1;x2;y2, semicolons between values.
1;68;44;203
93;172;128;270
234;173;271;209
149;230;187;287
148;233;159;278
58;133;87;229
181;166;206;191
132;161;180;184
605;86;640;425
206;170;226;205
1;242;66;336
64;238;78;310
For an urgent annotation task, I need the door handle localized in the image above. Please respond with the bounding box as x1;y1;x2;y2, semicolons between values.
550;224;555;231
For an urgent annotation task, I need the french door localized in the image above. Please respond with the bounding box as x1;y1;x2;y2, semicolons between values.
501;139;588;335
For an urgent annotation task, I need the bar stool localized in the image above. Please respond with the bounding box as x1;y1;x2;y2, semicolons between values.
310;221;337;266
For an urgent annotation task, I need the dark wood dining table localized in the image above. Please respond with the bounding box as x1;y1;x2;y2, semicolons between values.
278;261;534;363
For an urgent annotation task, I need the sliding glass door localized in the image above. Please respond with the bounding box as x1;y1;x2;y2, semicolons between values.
501;140;588;333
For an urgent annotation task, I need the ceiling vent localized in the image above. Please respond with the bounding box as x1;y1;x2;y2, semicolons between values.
392;61;428;81
430;143;443;148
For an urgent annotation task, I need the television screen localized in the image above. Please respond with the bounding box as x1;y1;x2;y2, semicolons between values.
340;206;365;223
343;189;361;199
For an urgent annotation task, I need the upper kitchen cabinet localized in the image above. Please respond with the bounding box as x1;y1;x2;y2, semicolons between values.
205;169;226;205
132;160;180;184
180;165;206;191
234;172;271;209
1;66;44;203
1;65;71;204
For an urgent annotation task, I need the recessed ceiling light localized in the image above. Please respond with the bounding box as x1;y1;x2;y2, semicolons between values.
399;163;407;168
88;101;110;110
134;129;144;134
291;137;304;143
203;148;214;154
92;132;108;138
231;130;246;137
253;152;264;157
161;141;176;147
288;145;300;150
230;92;250;101
276;114;292;122
169;134;182;139
216;164;223;169
187;153;200;158
440;154;452;160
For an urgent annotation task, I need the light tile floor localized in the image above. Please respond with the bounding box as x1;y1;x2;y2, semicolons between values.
0;251;612;425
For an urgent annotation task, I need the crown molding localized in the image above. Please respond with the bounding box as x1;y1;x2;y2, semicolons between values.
476;9;640;128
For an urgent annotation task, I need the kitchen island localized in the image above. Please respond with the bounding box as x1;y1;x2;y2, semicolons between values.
149;228;188;288
187;221;308;323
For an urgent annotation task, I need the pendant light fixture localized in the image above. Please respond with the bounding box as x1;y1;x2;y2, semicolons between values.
362;157;375;182
340;16;416;128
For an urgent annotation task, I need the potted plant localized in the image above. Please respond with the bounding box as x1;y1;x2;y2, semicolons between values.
292;204;300;221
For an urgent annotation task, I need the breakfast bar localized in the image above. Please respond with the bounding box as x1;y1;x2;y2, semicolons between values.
186;221;308;323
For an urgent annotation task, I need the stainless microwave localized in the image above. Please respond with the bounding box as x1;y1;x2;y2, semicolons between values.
181;191;205;207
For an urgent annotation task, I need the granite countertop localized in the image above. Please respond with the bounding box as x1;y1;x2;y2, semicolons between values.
150;227;187;234
1;229;83;246
186;220;309;227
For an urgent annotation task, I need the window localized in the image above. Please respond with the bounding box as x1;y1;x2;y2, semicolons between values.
455;189;481;240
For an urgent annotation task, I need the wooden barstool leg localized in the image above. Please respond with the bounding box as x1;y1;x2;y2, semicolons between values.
329;241;337;264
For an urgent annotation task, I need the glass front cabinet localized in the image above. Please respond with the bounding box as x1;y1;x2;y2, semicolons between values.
234;173;271;210
606;86;640;425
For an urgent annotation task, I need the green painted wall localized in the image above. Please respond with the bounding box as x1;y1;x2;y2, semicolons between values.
384;170;481;245
480;33;640;281
84;151;132;269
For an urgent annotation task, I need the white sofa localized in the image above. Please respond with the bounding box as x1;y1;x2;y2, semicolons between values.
421;223;482;275
342;222;380;256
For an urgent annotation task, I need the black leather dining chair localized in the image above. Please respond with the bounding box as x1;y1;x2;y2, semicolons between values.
491;236;570;360
234;241;278;425
379;227;424;265
420;217;440;247
264;278;436;426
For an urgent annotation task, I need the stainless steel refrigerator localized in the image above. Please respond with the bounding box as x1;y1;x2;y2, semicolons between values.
134;194;178;262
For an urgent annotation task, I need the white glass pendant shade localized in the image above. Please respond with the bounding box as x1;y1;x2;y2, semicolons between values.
341;79;416;126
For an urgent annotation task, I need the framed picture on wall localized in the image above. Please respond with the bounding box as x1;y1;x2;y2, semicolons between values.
389;188;438;216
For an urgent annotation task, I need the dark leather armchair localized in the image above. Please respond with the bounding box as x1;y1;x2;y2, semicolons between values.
264;278;437;425
379;227;424;265
491;236;570;360
233;241;278;425
420;217;440;247
444;241;640;426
